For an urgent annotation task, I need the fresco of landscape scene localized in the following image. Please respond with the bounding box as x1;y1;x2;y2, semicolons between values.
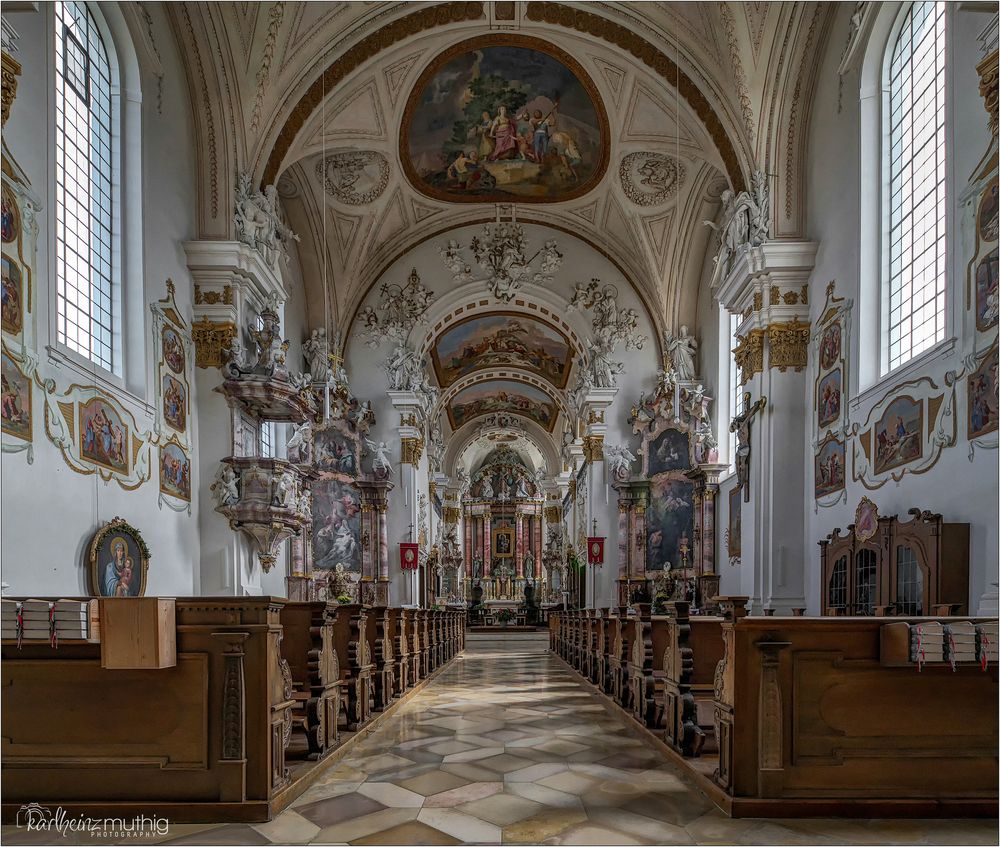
403;37;607;203
447;379;556;430
432;313;572;388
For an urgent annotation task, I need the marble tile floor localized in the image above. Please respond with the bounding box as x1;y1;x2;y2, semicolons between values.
3;634;997;846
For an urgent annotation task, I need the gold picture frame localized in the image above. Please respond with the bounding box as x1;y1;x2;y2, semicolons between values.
88;516;150;597
492;526;514;559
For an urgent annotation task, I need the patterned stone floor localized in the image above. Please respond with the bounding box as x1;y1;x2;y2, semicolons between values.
3;634;997;845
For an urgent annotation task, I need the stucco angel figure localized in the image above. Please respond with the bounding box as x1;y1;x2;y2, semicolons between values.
213;465;240;506
604;443;637;481
286;421;313;464
365;438;393;475
663;326;698;381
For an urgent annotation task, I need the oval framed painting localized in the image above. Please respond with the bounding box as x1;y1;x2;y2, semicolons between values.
401;35;610;203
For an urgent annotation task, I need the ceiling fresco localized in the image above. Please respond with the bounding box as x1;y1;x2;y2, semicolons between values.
430;312;574;388
446;379;558;431
400;35;610;203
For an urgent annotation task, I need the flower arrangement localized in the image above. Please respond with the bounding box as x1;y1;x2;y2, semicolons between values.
335;594;353;604
496;608;516;623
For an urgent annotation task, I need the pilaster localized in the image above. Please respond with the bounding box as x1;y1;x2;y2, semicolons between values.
717;242;816;614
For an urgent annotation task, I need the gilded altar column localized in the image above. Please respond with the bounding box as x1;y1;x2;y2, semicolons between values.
378;503;389;584
617;500;629;580
515;511;524;578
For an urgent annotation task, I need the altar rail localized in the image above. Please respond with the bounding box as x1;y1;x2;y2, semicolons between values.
1;598;463;823
550;604;998;817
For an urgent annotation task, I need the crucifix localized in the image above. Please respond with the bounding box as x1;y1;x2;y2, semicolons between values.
729;392;767;503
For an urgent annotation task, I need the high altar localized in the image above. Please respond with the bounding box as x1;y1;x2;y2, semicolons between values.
462;446;546;605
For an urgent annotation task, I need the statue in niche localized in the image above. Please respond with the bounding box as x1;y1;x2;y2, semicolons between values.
663;326;698;381
524;551;535;578
479;476;494;499
303;328;331;381
515;477;530;499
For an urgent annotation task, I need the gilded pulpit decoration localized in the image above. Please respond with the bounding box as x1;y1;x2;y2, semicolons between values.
730;392;767;502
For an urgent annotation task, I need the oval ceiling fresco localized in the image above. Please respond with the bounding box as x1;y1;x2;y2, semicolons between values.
431;312;574;389
447;379;558;432
401;35;610;203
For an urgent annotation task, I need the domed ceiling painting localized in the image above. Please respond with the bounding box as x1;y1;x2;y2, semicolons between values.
447;380;557;431
431;312;573;388
401;35;609;203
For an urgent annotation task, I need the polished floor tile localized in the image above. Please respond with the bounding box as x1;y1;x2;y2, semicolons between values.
4;634;995;845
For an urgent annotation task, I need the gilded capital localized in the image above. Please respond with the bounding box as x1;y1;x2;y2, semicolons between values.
401;436;424;465
733;329;765;385
192;319;237;369
767;319;810;372
583;434;604;462
1;51;21;128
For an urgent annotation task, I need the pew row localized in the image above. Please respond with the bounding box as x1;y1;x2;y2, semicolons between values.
550;602;998;817
1;598;464;823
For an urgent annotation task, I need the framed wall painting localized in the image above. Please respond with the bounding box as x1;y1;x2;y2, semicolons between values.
159;440;192;503
1;347;31;442
313;422;360;476
492;526;514;558
817;368;842;430
1;255;23;336
873;395;923;476
79;397;131;475
88;517;150;597
161;325;186;374
968;342;998;440
814;435;846;500
645;476;694;572
1;173;39;353
162;374;187;432
647;426;692;475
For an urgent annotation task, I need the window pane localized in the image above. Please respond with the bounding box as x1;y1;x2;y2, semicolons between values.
55;1;116;373
884;1;946;374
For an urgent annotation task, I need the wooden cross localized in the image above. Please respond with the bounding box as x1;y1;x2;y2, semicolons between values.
729;392;767;503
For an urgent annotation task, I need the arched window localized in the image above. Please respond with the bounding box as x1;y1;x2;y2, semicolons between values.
882;1;947;374
55;1;118;374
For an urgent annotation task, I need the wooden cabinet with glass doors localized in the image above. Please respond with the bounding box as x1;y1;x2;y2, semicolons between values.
818;507;970;616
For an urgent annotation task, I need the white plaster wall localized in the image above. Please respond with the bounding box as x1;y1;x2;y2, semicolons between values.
1;5;201;596
801;3;998;612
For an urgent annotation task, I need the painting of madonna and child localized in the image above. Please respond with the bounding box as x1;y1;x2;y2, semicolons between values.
402;37;608;203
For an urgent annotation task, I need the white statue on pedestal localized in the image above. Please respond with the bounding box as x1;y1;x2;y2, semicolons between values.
663;326;698;380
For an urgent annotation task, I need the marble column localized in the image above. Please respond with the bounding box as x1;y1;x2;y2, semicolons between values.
534;514;542;579
483;511;491;578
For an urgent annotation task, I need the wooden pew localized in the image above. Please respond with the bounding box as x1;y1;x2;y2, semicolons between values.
594;609;610;690
2;597;289;819
328;603;372;731
279;601;341;760
627;604;656;727
607;609;632;708
711;603;998;815
366;605;395;710
658;602;725;756
410;609;423;685
387;607;409;693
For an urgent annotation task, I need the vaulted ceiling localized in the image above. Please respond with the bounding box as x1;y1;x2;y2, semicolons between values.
169;2;834;338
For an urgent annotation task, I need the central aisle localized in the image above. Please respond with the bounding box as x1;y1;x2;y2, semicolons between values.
168;634;996;846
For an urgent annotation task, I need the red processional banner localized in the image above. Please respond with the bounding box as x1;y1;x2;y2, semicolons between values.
400;543;419;571
587;537;605;566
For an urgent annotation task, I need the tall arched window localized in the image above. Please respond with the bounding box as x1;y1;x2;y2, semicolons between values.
883;1;946;374
55;1;118;374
